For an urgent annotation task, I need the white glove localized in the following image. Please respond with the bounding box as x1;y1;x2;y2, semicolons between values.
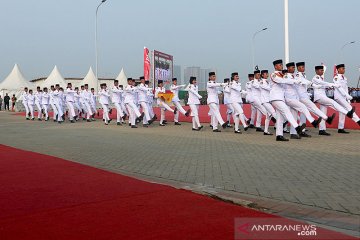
198;95;203;99
346;95;353;101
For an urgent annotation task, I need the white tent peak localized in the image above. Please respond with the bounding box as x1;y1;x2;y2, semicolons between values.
42;65;67;88
79;67;98;88
0;64;33;91
116;68;127;86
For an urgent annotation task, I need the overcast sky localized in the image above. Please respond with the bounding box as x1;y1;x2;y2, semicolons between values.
0;0;359;86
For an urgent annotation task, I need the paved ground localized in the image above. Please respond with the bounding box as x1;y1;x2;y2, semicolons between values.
0;112;359;236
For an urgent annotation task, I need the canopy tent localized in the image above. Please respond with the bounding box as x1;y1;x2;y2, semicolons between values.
115;68;127;87
0;64;34;101
41;66;67;88
78;67;98;89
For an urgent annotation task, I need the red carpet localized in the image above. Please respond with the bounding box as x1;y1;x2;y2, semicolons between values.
15;103;360;129
0;145;356;240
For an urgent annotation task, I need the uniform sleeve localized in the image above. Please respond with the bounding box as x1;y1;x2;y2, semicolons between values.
207;82;223;88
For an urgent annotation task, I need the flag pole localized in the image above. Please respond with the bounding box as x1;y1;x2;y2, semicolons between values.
284;0;290;63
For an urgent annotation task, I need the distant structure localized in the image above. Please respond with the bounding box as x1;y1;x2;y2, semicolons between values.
184;66;215;90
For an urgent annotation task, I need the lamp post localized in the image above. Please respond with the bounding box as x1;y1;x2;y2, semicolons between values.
339;41;355;63
251;27;268;70
95;0;107;92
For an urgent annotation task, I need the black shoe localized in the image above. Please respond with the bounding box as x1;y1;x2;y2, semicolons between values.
102;119;105;122
26;117;30;120
283;129;290;134
319;130;331;136
227;124;232;128
311;117;322;128
246;118;251;125
264;132;273;136
174;108;178;114
136;112;145;122
300;132;312;138
271;116;277;124
198;126;204;130
122;114;127;121
109;109;112;115
38;118;42;121
283;121;288;128
249;124;255;129
185;109;191;117
234;130;242;134
83;118;86;121
31;118;35;121
108;119;112;123
244;126;249;131
346;107;355;118
326;113;336;124
129;123;131;126
117;122;122;126
152;114;157;120
338;129;350;134
174;122;181;125
256;127;264;132
276;136;289;141
58;121;61;124
87;119;91;122
213;129;221;132
192;128;200;131
222;121;229;129
357;120;360;126
290;134;301;139
143;124;149;128
209;124;213;128
131;125;138;128
70;120;75;123
159;123;165;126
148;119;154;125
295;123;306;135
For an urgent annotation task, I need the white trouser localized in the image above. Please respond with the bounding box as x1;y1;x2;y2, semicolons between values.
126;104;135;125
121;102;128;116
114;102;125;123
50;102;58;120
147;102;154;118
126;102;142;118
55;103;63;121
289;108;299;135
250;104;256;125
173;101;187;122
43;104;49;119
225;104;233;123
231;102;248;130
74;102;81;114
252;98;268;127
101;103;110;122
286;98;315;123
334;97;359;129
208;103;225;129
316;96;348;130
23;102;29;118
189;104;201;128
84;101;93;119
262;102;277;118
28;104;34;118
158;100;174;112
300;98;328;119
35;101;42;119
140;101;150;124
272;100;299;136
66;101;76;120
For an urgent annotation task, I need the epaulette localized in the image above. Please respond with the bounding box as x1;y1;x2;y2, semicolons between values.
316;76;319;79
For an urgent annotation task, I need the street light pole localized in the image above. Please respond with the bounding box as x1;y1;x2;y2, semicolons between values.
95;0;107;92
284;0;289;64
339;41;355;63
251;28;268;70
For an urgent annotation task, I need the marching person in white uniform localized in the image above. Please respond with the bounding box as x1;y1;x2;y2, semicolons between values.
246;74;256;128
124;78;144;128
53;84;64;123
230;72;249;133
34;86;43;120
252;70;270;132
137;77;153;127
145;80;155;121
21;87;30;120
186;76;203;131
82;85;93;122
207;72;228;132
312;65;356;136
74;87;82;118
111;80;126;125
170;78;191;125
223;78;234;128
90;88;97;118
65;83;77;123
49;85;58;122
155;80;177;126
260;70;277;135
27;89;35;120
41;87;50;121
270;59;306;141
333;64;360;133
99;83;112;125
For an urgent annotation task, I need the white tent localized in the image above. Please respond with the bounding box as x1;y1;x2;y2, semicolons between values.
0;64;34;101
41;66;67;88
116;68;127;86
79;67;98;89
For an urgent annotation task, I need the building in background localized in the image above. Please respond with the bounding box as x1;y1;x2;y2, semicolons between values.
184;66;215;90
173;65;182;84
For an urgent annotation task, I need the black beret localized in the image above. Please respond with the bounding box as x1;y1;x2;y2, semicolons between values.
209;72;216;76
254;70;260;74
114;80;119;83
140;76;145;80
273;59;283;65
50;85;54;88
296;62;305;67
231;72;238;77
189;76;196;83
282;69;288;74
145;80;150;84
315;66;324;70
336;64;345;69
172;78;177;81
84;84;88;86
158;80;163;84
286;62;295;68
261;70;268;74
127;78;133;81
248;74;254;78
224;78;230;83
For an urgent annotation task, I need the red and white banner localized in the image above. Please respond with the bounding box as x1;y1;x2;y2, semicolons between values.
144;47;151;80
333;65;338;77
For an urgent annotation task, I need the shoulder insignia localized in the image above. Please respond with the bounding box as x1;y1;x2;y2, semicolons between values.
316;76;319;79
334;77;338;81
284;75;288;79
296;74;299;77
271;73;276;78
